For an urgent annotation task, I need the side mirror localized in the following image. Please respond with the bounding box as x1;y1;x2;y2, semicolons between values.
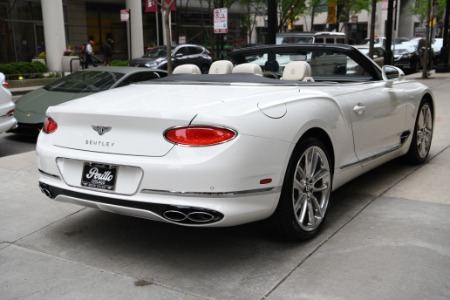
382;65;405;86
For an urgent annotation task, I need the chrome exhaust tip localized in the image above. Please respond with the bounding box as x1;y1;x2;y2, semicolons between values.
163;210;188;222
39;186;52;198
162;206;223;224
187;212;215;223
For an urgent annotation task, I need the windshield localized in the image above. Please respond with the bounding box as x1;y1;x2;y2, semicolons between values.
44;71;125;93
143;47;169;58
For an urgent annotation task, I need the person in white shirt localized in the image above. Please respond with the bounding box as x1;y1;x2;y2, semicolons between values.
85;40;97;68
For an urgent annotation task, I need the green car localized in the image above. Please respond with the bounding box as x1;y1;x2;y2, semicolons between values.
12;66;166;135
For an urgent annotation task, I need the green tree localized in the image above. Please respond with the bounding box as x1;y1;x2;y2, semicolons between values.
300;0;327;31
154;0;177;74
240;0;266;43
278;0;307;32
338;0;371;33
408;0;446;25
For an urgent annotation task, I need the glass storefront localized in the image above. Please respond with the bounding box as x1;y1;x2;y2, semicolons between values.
0;0;45;63
84;2;127;60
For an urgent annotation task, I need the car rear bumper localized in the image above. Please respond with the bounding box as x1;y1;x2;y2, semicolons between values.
36;132;290;227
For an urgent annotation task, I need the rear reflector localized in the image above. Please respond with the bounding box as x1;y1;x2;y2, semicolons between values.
164;126;236;146
43;117;58;134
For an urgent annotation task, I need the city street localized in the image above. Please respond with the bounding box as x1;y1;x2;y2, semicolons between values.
1;71;450;299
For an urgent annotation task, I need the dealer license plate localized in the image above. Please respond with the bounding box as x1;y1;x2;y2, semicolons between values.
81;162;117;191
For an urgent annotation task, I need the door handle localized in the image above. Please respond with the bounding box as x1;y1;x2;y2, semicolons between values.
353;104;366;115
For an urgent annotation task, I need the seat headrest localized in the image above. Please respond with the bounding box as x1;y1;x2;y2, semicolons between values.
232;63;263;76
173;64;202;74
209;60;234;74
281;61;312;81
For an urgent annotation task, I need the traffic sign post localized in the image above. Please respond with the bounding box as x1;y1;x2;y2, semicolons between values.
214;8;227;59
121;9;132;60
213;8;228;34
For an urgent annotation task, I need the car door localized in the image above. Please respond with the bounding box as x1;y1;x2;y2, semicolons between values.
345;81;407;166
173;46;191;67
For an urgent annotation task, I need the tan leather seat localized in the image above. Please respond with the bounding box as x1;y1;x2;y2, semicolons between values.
173;64;202;74
281;61;314;81
208;60;234;74
232;63;263;76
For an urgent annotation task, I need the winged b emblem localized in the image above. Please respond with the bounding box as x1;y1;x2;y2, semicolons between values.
91;125;112;136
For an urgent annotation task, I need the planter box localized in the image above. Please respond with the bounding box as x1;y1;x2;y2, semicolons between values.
32;58;46;65
8;78;59;89
62;56;81;72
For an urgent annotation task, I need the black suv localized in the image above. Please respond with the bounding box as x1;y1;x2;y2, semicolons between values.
130;44;212;73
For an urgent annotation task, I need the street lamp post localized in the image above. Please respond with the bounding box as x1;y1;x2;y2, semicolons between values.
384;0;394;65
436;0;450;72
267;0;277;45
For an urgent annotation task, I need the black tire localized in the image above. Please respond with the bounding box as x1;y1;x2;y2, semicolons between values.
410;60;419;73
268;137;333;241
405;100;433;164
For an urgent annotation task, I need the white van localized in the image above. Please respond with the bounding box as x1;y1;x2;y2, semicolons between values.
276;32;347;45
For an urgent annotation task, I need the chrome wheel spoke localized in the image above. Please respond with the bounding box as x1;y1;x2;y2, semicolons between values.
298;197;308;223
292;145;331;232
307;201;315;226
416;105;433;158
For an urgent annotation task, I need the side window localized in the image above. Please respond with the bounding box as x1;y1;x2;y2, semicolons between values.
315;38;324;43
309;50;372;80
189;47;201;55
175;47;188;56
326;38;334;44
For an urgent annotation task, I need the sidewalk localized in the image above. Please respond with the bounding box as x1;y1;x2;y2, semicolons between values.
1;68;450;300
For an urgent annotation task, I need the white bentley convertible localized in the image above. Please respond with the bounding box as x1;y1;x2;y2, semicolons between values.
36;45;434;241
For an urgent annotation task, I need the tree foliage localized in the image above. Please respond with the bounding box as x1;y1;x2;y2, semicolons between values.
408;0;446;24
240;0;267;43
278;0;307;32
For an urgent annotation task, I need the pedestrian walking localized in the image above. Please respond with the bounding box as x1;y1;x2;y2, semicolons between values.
103;38;114;66
85;40;97;68
78;43;87;69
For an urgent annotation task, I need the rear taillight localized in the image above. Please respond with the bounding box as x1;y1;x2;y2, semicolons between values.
6;109;14;117
2;81;9;89
43;117;58;134
164;126;236;146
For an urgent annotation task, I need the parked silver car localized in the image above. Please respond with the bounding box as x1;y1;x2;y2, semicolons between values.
0;72;17;134
129;44;212;74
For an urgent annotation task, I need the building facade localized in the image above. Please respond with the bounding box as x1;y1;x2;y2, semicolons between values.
0;0;249;69
1;0;426;70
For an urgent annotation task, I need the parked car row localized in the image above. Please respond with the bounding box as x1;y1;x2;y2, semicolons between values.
0;72;17;135
361;36;443;74
35;44;434;241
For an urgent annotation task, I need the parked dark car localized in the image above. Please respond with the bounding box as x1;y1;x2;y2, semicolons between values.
129;44;212;74
402;38;435;70
393;42;422;73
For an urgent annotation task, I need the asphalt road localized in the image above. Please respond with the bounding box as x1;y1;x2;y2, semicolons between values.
0;94;37;158
0;133;37;158
1;71;449;299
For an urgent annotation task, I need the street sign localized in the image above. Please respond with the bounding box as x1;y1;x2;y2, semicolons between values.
214;8;228;33
120;9;129;22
